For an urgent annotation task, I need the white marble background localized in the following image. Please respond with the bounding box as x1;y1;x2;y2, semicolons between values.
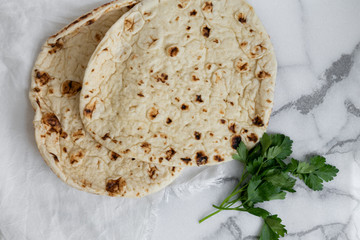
0;0;359;239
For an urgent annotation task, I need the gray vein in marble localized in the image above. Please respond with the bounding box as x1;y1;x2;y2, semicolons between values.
272;42;360;116
0;229;4;240
345;100;360;117
287;222;351;240
204;182;359;240
271;102;294;117
203;217;242;240
217;221;354;240
350;206;360;240
298;0;316;75
310;112;323;142
217;177;240;184
295;183;360;204
326;133;360;155
286;184;358;239
295;51;354;114
215;217;355;240
243;236;258;240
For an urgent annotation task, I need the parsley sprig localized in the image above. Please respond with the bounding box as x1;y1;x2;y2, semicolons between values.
199;133;339;240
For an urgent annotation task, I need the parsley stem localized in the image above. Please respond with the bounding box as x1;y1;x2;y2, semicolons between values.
255;158;273;175
199;180;250;223
199;199;238;223
198;209;222;223
214;198;248;210
213;206;246;211
220;169;249;207
226;198;241;206
220;183;248;207
240;171;250;184
200;200;249;223
256;162;265;175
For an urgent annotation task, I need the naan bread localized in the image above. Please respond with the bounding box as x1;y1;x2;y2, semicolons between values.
29;0;181;197
80;0;277;167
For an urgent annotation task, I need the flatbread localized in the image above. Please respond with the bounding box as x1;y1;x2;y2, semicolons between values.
80;0;277;167
29;0;182;197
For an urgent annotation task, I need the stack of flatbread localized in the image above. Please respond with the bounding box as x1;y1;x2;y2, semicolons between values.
29;0;276;197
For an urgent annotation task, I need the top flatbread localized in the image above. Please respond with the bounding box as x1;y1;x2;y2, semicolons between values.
29;0;181;197
80;0;277;167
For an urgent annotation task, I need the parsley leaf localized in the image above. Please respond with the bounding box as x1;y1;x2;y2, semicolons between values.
263;170;296;193
288;156;339;191
265;146;283;160
247;207;270;218
246;176;263;203
316;164;339;182
246;157;264;175
286;158;298;172
305;173;323;191
233;141;248;164
296;161;316;174
260;133;272;155
260;220;279;240
310;155;326;168
311;156;338;182
247;177;286;204
269;134;293;160
260;215;287;240
248;144;262;162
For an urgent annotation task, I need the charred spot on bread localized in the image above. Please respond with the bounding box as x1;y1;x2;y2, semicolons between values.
195;151;208;166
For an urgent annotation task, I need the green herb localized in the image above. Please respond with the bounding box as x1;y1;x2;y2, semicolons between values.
199;133;339;240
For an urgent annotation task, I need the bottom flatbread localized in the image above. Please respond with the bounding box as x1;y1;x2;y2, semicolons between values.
29;0;182;197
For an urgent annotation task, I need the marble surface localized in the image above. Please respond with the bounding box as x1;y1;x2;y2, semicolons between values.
0;0;359;239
